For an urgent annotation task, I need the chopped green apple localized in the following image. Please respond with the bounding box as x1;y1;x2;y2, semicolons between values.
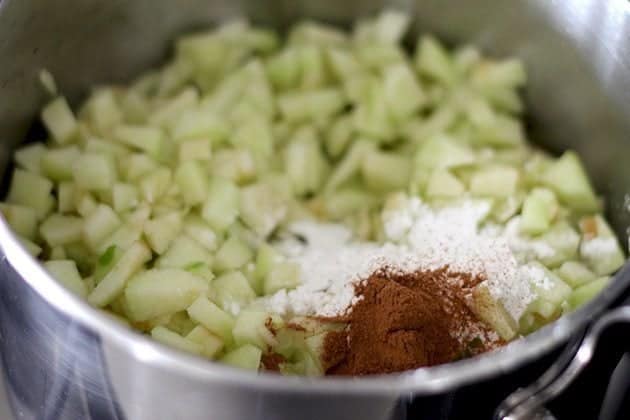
542;151;599;212
88;241;151;307
187;296;235;341
45;260;88;298
469;283;518;341
151;326;203;355
579;215;625;276
186;325;224;358
125;268;208;321
220;344;262;371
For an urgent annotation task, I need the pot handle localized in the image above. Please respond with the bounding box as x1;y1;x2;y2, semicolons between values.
494;306;630;420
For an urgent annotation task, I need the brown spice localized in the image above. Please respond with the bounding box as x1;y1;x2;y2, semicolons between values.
261;352;286;372
265;317;277;336
324;267;503;376
321;331;348;371
286;322;307;332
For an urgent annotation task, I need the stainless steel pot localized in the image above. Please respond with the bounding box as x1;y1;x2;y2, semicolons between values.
0;1;629;419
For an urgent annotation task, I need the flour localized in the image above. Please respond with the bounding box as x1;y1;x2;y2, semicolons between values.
502;217;556;262
581;237;619;258
520;262;553;291
266;221;413;317
262;195;536;321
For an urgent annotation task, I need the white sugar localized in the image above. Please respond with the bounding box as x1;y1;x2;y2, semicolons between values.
503;217;556;261
581;237;618;258
265;224;417;317
262;196;536;320
521;263;552;291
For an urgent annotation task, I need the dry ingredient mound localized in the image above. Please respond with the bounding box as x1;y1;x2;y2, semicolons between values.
324;268;503;376
263;197;535;321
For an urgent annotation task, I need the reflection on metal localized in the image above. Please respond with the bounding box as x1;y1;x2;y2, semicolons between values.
496;307;630;420
0;364;14;420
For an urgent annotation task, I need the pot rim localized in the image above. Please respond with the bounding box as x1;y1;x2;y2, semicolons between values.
1;219;626;395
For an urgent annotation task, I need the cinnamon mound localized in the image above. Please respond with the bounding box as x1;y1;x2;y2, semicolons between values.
324;268;502;376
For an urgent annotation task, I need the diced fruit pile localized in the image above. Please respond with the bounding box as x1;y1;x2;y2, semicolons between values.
1;10;625;374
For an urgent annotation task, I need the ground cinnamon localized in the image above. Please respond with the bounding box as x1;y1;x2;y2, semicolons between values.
286;322;307;332
261;319;286;372
323;267;502;376
264;317;278;336
261;352;286;372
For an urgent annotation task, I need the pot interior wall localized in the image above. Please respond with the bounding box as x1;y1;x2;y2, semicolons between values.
0;0;629;236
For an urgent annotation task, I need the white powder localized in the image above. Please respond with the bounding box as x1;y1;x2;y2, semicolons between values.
266;221;416;317
381;192;420;241
521;263;552;291
502;217;556;262
580;237;619;258
262;196;536;320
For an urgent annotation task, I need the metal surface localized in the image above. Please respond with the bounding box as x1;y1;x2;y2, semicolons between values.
496;306;630;420
0;364;13;420
0;1;629;419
